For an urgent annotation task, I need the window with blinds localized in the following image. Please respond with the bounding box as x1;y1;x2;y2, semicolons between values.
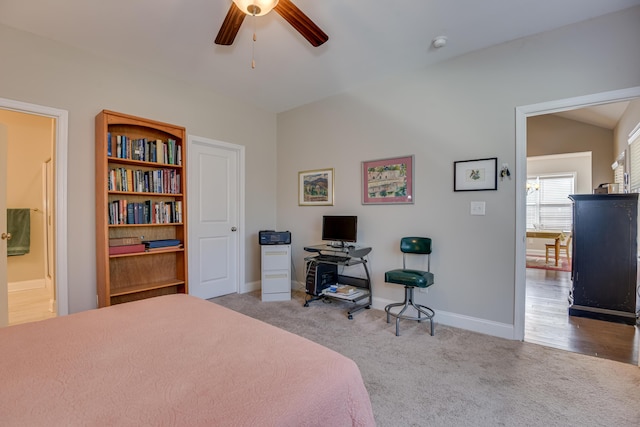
526;174;575;230
629;123;640;192
613;163;624;189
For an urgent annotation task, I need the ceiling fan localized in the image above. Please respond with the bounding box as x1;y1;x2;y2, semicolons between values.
215;0;328;47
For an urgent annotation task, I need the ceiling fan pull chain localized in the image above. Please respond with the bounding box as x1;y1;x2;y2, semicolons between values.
251;13;257;69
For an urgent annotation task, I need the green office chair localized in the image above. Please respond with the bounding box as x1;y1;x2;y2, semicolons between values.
384;237;435;336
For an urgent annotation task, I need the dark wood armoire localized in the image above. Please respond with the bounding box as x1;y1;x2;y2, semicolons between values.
568;194;639;325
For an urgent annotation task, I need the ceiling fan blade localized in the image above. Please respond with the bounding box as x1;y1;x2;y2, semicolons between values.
274;0;328;47
215;3;246;45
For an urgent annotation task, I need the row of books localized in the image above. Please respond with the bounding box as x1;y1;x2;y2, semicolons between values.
108;237;182;255
107;133;182;165
108;167;181;194
108;200;183;225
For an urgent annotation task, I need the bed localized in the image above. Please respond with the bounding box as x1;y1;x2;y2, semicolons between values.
0;294;375;426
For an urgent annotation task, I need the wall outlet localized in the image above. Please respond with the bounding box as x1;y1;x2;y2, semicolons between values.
470;201;486;216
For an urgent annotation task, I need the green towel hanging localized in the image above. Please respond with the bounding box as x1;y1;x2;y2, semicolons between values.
7;208;30;256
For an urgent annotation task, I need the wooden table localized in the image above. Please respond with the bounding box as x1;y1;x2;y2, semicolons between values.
526;230;566;266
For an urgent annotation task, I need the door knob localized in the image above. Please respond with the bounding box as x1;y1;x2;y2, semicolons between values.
231;227;237;232
1;232;11;240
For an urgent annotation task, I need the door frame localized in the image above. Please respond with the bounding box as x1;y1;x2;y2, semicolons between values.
0;98;69;316
187;135;245;296
514;86;640;341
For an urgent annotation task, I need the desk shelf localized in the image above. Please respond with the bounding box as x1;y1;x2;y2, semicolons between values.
302;245;372;319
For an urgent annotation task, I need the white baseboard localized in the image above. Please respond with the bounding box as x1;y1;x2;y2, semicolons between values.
371;296;515;340
8;279;46;293
241;280;261;294
287;281;516;340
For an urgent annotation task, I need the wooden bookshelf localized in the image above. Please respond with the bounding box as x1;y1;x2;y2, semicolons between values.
95;110;188;307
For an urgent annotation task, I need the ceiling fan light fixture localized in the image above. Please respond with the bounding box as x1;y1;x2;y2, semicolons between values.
233;0;279;16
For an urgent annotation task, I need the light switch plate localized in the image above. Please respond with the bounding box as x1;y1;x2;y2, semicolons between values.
470;201;486;216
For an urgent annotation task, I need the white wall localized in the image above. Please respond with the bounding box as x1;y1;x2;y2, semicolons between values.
0;23;277;313
277;7;640;335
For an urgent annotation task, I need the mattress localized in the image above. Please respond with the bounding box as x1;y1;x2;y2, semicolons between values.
0;294;375;426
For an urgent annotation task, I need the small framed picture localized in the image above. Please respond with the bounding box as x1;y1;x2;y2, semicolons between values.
454;157;498;191
362;155;414;204
298;168;334;206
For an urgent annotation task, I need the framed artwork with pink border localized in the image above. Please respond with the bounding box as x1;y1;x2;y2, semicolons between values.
361;155;414;205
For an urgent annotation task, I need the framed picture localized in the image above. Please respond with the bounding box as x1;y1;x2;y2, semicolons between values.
298;168;334;206
454;157;498;191
362;155;414;204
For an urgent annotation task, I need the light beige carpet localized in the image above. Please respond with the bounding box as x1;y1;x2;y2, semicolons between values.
211;290;640;426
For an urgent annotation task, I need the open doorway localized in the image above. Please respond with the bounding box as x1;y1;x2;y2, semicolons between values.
1;109;56;325
0;98;69;325
514;87;640;366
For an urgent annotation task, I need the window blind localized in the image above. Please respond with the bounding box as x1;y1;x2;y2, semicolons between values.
614;164;624;189
526;174;575;230
629;124;640;192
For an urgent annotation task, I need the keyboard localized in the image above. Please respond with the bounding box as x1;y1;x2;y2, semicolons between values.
315;254;350;263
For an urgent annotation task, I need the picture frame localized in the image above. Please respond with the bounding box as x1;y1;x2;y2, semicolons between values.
362;155;414;204
298;168;334;206
454;157;498;191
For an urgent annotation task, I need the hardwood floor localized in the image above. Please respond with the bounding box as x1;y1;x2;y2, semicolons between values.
525;267;639;365
8;287;56;326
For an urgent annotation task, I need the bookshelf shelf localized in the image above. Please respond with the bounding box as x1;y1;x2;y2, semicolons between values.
110;280;186;298
108;191;185;196
108;223;184;228
107;157;182;168
109;247;185;259
96;110;188;307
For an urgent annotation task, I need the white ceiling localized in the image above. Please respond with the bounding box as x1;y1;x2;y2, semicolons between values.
1;0;639;113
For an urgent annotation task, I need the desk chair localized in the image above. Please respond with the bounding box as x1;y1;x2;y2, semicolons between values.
384;237;435;336
545;235;572;264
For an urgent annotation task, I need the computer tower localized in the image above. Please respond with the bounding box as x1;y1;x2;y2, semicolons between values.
305;261;337;296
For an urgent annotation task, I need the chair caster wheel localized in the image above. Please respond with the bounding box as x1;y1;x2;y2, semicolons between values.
304;302;309;307
348;315;353;320
365;305;371;309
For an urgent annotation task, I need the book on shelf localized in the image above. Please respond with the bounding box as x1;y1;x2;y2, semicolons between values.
336;285;358;295
108;200;181;225
322;287;365;300
146;244;183;252
109;135;181;165
109;237;141;247
108;243;145;255
142;239;181;249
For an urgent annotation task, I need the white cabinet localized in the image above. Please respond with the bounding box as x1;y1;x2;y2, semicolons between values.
261;245;291;301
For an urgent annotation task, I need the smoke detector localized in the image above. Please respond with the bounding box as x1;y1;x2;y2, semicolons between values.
432;36;447;49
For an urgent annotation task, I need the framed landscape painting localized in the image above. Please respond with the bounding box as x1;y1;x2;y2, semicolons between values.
454;157;498;191
362;155;414;204
299;168;334;206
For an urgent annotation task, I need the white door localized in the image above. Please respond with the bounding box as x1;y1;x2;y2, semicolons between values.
188;136;244;299
0;123;9;327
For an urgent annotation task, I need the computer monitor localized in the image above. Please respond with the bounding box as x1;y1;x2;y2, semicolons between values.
321;215;357;246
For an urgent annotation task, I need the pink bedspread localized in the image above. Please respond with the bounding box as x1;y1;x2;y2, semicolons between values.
0;294;375;426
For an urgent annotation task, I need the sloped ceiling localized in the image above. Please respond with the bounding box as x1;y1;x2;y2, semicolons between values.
1;0;639;113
